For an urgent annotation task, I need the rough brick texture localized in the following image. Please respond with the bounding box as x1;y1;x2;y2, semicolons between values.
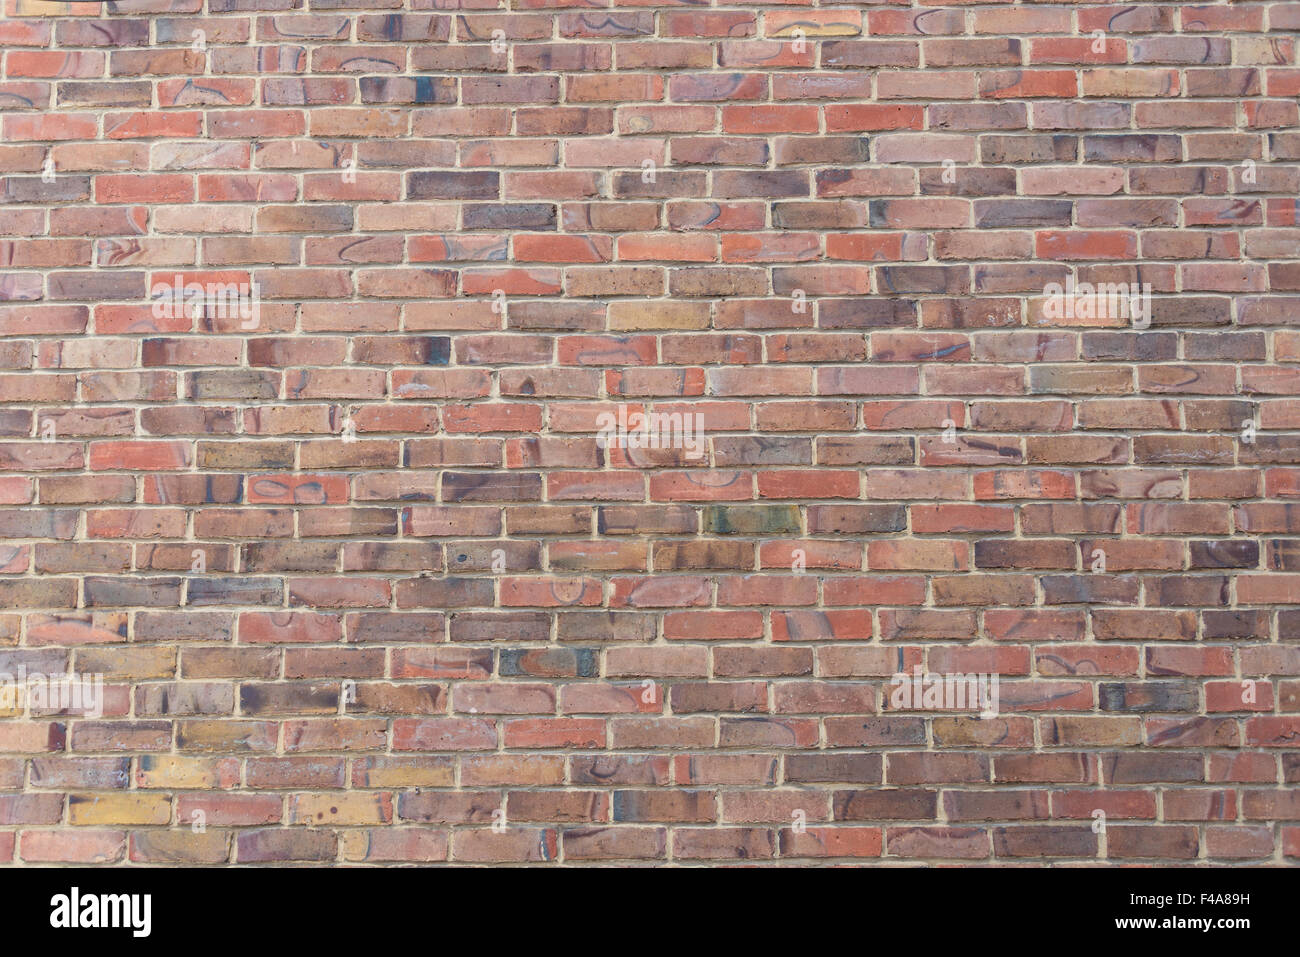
0;0;1298;866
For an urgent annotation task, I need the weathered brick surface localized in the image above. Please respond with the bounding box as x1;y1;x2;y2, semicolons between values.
0;0;1297;865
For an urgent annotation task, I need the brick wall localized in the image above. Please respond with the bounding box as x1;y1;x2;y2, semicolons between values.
0;0;1298;866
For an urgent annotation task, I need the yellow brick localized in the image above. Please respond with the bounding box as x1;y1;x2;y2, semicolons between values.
13;0;101;15
609;301;710;331
136;755;240;789
288;792;393;826
69;793;171;826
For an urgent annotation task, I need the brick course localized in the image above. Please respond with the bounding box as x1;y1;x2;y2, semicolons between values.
0;0;1298;865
